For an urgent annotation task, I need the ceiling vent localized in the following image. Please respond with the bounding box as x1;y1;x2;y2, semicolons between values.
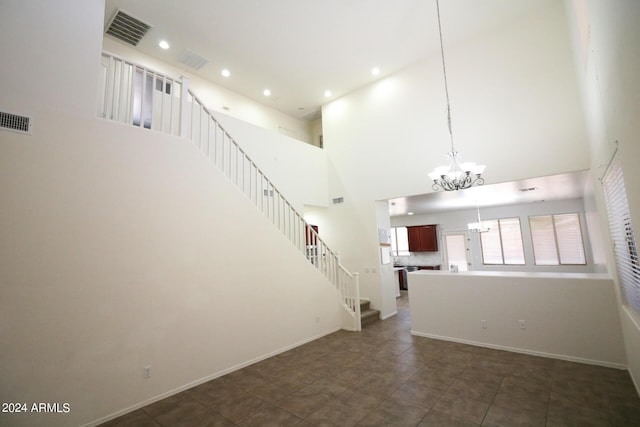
332;197;344;204
0;111;32;134
105;9;152;46
178;49;209;70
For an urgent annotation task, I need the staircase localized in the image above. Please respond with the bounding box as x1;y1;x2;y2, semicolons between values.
360;299;380;327
98;51;362;331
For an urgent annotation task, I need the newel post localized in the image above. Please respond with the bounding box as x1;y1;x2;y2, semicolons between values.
179;75;190;138
354;272;361;331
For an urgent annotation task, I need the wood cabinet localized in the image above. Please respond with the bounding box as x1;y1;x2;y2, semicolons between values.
407;225;438;252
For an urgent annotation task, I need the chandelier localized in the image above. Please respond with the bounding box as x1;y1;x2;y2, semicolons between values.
468;205;491;233
428;0;485;191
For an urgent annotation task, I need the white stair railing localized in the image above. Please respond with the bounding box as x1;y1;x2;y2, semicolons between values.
98;52;361;331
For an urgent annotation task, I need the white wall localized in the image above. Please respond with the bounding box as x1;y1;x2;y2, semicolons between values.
409;271;626;368
564;0;640;391
102;38;315;144
0;111;342;427
321;0;589;318
0;0;104;118
392;198;603;273
214;113;328;211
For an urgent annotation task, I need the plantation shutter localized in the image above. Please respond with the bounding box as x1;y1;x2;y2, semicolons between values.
480;220;503;264
480;218;524;265
530;215;559;265
555;213;586;264
602;156;640;315
500;218;525;264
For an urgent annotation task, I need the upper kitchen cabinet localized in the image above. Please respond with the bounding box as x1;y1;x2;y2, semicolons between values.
407;225;438;252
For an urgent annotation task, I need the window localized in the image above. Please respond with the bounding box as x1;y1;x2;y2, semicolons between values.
480;218;525;265
529;213;586;265
602;156;640;315
390;227;410;256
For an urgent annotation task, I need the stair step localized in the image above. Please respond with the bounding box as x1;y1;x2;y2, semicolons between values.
359;299;371;311
360;308;380;327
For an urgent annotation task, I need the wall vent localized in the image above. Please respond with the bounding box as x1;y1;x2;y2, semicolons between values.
178;49;209;70
332;197;344;204
0;111;32;134
105;9;152;46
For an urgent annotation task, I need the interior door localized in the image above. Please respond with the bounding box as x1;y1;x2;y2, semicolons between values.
443;232;471;271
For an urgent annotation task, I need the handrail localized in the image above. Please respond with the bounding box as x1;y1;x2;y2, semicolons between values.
98;52;361;331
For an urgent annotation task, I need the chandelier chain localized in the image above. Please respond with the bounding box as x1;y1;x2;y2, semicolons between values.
436;0;454;150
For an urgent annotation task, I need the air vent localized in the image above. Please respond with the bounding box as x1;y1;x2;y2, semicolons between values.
178;49;209;70
105;9;151;46
0;111;32;134
332;197;344;204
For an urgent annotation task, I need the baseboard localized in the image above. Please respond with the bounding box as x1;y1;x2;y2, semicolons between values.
381;310;398;320
410;330;628;370
83;326;341;427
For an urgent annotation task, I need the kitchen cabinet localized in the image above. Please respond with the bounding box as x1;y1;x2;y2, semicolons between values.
407;225;438;252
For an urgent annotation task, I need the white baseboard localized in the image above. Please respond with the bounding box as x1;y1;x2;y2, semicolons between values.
83;326;341;427
410;330;628;370
381;310;398;320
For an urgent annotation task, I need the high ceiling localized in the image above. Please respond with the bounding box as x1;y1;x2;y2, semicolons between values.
103;0;556;121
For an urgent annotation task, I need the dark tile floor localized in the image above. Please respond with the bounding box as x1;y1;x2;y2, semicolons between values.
102;292;640;426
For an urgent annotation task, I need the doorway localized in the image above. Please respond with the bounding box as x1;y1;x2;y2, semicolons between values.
443;231;471;271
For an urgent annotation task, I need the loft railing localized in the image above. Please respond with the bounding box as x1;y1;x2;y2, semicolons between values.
98;52;361;331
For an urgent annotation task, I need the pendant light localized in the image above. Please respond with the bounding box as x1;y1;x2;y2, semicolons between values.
428;0;486;191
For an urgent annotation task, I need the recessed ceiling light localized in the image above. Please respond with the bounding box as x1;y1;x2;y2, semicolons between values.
324;90;332;98
263;89;271;97
158;40;170;50
371;67;380;76
408;212;414;215
221;69;230;77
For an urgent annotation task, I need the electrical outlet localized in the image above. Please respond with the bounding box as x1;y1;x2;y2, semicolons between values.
481;320;487;329
371;267;377;274
143;365;151;379
519;320;526;329
364;267;370;274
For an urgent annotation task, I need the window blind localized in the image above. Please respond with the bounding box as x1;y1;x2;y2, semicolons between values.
480;218;525;265
602;157;640;315
530;215;558;265
480;220;503;264
555;213;586;264
500;218;526;264
530;213;586;265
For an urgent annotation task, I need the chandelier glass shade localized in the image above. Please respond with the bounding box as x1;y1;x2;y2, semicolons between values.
428;150;485;191
429;0;485;192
